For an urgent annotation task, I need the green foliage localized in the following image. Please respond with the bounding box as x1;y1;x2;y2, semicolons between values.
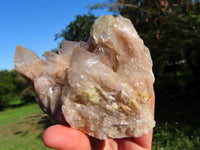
0;70;19;110
91;0;200;83
153;122;200;150
90;2;200;148
1;2;199;148
0;70;34;110
55;13;96;42
90;0;200;118
104;0;200;88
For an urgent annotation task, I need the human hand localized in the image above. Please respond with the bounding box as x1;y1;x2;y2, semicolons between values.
43;96;155;150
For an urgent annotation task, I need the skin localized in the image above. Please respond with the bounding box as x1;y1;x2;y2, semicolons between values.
43;96;155;150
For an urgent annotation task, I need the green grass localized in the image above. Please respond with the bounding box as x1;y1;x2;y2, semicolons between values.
8;97;24;106
0;103;53;150
0;103;199;150
152;122;200;150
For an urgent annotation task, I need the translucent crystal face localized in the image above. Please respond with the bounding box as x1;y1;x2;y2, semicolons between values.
14;15;155;139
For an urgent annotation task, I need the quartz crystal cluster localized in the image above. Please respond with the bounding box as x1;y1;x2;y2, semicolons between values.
14;15;155;139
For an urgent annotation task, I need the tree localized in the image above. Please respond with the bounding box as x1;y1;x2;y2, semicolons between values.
0;70;34;110
90;0;200;92
0;70;22;110
55;13;96;42
89;1;200;125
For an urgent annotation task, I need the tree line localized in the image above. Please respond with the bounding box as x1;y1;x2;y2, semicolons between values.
0;70;34;110
1;1;200;123
56;0;200;102
55;0;200;123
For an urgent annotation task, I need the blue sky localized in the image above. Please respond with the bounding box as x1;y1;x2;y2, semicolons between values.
0;0;112;70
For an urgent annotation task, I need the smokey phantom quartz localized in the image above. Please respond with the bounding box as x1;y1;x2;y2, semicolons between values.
14;15;155;139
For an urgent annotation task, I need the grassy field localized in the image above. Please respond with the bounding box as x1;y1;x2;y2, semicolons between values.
0;103;199;150
0;103;53;150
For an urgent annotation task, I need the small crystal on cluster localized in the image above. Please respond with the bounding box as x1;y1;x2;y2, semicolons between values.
14;15;155;139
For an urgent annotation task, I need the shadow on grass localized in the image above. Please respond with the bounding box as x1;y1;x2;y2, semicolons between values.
35;114;56;139
13;111;56;139
37;115;56;129
14;131;29;137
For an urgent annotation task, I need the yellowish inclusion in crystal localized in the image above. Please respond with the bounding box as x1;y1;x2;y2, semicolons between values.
81;87;100;103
